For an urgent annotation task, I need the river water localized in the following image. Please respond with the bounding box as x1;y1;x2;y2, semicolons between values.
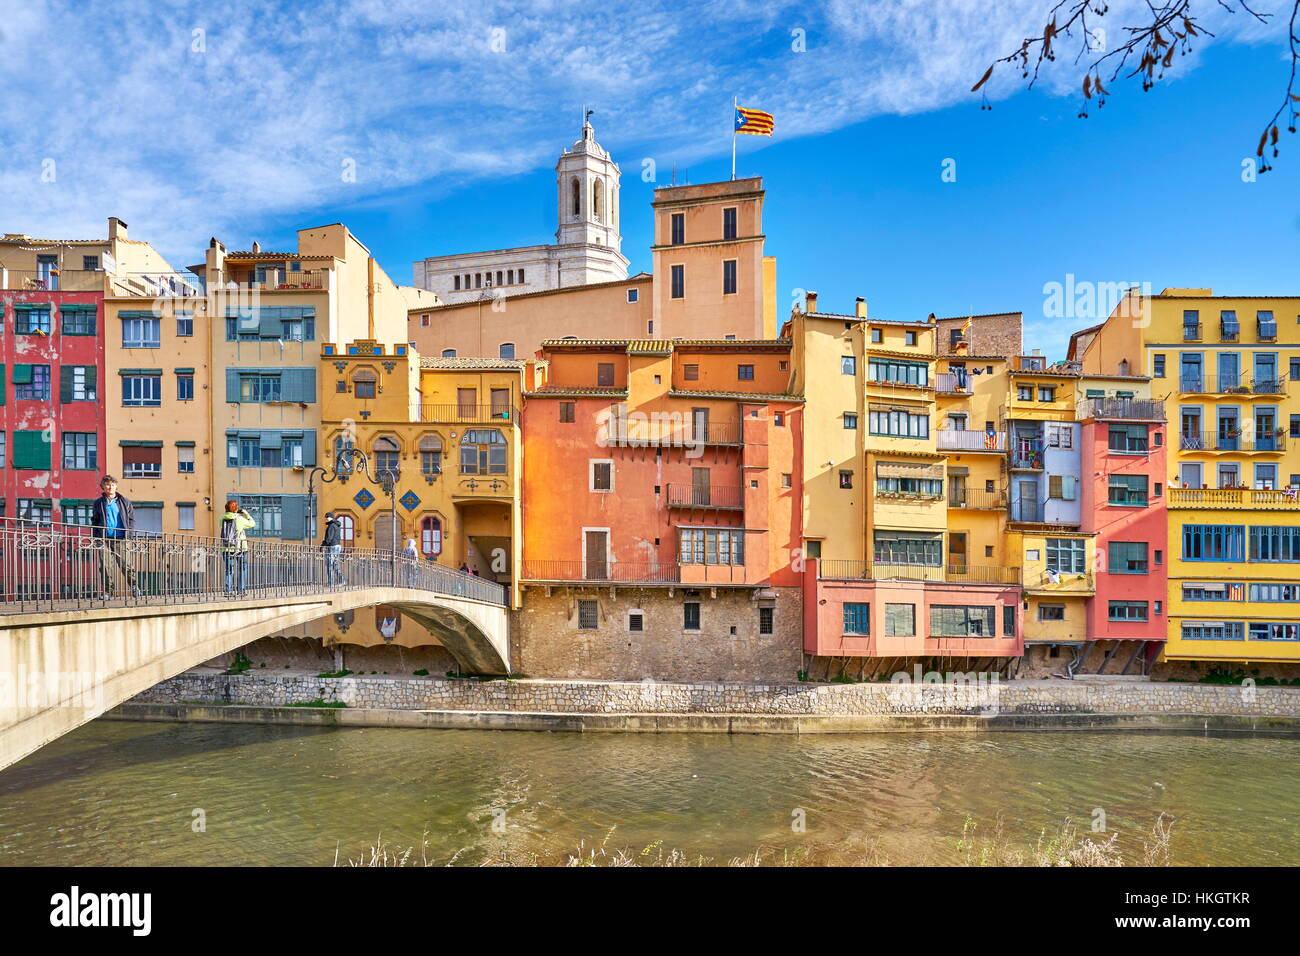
0;720;1295;866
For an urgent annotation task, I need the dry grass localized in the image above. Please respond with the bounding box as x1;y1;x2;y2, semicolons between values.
337;813;1175;867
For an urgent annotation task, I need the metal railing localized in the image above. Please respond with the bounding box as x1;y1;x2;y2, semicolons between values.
1178;430;1287;452
520;559;680;584
937;429;1006;452
1077;398;1165;422
665;483;744;509
411;404;517;423
947;488;1007;509
1009;498;1043;522
0;269;107;292
225;269;328;291
1169;487;1300;509
1182;323;1202;341
818;560;1020;585
607;419;742;446
0;518;506;613
934;372;973;394
1009;443;1044;470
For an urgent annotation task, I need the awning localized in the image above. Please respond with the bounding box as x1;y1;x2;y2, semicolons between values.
876;460;944;479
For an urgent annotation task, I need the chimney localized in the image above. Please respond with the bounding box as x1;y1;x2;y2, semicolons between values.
854;297;867;319
206;237;226;277
1030;348;1042;356
805;290;818;314
251;240;261;254
108;217;128;241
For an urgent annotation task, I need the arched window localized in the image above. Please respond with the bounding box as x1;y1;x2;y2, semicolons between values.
571;177;581;217
421;516;443;557
336;513;355;547
419;434;443;476
334;435;355;474
442;348;457;358
499;343;515;360
372;435;400;480
352;368;377;400
460;428;507;475
593;178;604;222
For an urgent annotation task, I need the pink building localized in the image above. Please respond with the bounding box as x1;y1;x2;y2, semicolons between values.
1078;394;1168;673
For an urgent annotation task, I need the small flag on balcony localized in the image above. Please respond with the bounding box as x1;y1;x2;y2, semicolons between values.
984;427;998;449
735;106;775;135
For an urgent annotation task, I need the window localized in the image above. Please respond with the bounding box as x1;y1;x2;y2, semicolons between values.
121;443;162;478
758;606;774;635
178;504;196;531
867;358;928;386
1248;525;1300;562
1108;474;1148;506
670;264;684;299
737;364;754;380
1153;354;1166;377
683;602;700;630
1047;423;1073;448
781;473;791;488
177;373;194;401
806;540;822;559
1109;601;1149;621
13;307;52;335
83;255;100;271
559;402;575;423
17;499;53;523
670;212;685;245
122;316;160;348
442;349;457;358
774;412;784;426
683;364;699;381
884;603;914;636
1108;423;1148;453
178;445;195;474
176;314;194;337
874;531;942;566
353;369;377;400
63;309;96;335
871;328;883;344
61;432;97;470
1182;524;1245;561
1183;310;1200;340
1003;604;1016;635
843;413;858;430
14;365;51;401
1038;604;1066;621
1257;310;1277;340
722;260;737;295
905;330;918;347
1017;385;1033;401
838;470;853;489
1038;386;1056;402
421;516;443;557
1045;538;1086;573
1108;542;1148;574
875;473;942;497
679;529;745;566
868;408;929;438
237;371;282;402
1182;621;1243;641
419;435;443;476
239;495;283;538
628;610;644;632
626;288;638;303
1249;583;1300;602
61;501;92;525
843;602;870;635
1220;310;1240;340
460;429;507;475
722;207;737;240
373;436;400;480
930;605;995;637
499;343;515;360
590;459;613;492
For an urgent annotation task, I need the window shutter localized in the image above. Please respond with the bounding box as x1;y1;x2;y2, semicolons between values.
226;368;240;403
1063;475;1077;500
302;430;317;466
1048;475;1063;498
12;364;33;386
281;495;308;540
86;366;97;395
12;430;51;469
259;431;283;449
259;312;283;338
284;368;316;402
59;366;74;403
1;363;7;404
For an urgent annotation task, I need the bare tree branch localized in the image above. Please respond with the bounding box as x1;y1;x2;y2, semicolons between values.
975;1;1300;172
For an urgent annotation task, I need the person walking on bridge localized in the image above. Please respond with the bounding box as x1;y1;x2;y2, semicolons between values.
320;512;345;586
221;499;256;595
91;475;142;602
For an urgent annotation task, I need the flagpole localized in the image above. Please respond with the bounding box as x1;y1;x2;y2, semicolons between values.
731;96;737;181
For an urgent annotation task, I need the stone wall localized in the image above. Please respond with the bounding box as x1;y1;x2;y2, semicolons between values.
510;586;802;682
133;672;1300;718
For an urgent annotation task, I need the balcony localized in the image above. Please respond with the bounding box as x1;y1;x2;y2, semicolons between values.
818;560;1020;586
1008;498;1042;522
607;419;742;447
665;483;744;510
0;268;108;292
1170;487;1300;509
937;429;1006;452
520;560;679;584
1077;398;1164;422
1182;323;1202;342
227;269;329;292
1009;443;1045;470
411;404;516;423
1178;430;1286;453
934;372;973;395
1024;569;1095;594
947;488;1007;510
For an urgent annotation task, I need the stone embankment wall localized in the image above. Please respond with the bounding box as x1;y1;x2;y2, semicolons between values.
132;673;1300;718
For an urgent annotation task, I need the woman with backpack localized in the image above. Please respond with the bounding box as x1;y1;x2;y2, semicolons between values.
220;499;256;595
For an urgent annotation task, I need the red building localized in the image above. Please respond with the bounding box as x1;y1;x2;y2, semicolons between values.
1078;392;1169;673
0;288;105;524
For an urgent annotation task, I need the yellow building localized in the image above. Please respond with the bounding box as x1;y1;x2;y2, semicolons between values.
1076;287;1300;670
0;217;184;296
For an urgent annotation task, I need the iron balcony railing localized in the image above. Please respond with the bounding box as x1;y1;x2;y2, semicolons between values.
411;404;517;423
947;488;1007;510
226;269;328;291
520;559;680;584
1180;374;1286;395
606;419;743;447
1182;323;1202;341
0;518;506;613
1179;430;1287;452
1009;498;1043;522
1076;398;1165;422
818;560;1020;586
937;429;1006;452
934;372;973;394
665;483;744;510
1009;442;1045;470
1169;487;1300;509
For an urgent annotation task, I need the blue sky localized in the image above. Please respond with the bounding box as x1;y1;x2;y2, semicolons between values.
2;0;1296;359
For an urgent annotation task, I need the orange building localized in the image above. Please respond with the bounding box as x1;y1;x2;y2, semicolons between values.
513;338;803;680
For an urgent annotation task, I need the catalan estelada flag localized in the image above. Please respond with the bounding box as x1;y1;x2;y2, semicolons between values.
735;106;775;136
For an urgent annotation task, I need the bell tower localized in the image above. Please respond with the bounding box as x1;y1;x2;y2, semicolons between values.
555;112;622;254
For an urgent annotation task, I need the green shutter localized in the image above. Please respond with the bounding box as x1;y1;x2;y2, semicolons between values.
12;430;50;470
260;431;283;449
86;366;97;396
282;368;316;403
302;430;317;467
259;311;283;337
12;364;33;386
59;366;74;403
226;368;240;403
0;363;6;405
281;495;308;540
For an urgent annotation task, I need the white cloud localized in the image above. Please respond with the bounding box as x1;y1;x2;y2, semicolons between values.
0;0;1288;265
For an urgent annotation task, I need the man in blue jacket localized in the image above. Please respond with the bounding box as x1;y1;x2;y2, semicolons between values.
91;475;142;601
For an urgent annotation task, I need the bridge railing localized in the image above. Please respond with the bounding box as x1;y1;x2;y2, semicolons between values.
0;518;505;613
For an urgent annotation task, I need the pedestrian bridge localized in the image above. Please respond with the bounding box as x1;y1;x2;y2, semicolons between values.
0;521;510;771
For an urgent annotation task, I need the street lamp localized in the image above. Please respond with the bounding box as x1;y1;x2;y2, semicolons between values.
307;446;401;587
